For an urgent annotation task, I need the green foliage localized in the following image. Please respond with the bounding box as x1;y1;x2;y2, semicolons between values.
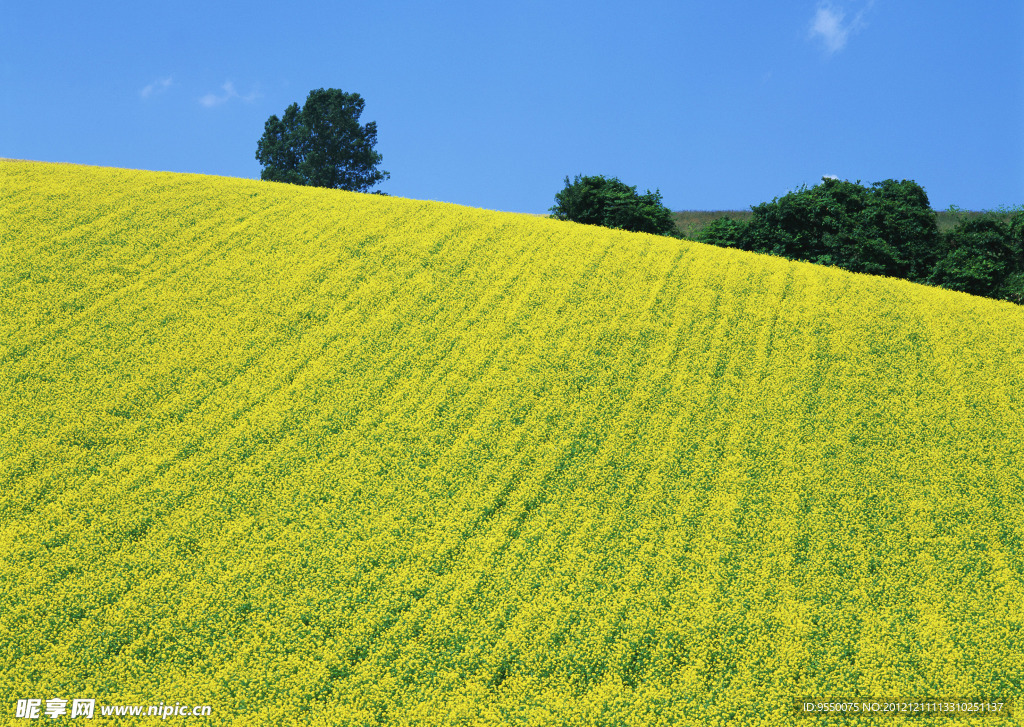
676;188;1021;306
866;179;940;282
738;178;939;279
256;88;389;193
930;214;1017;298
672;210;751;241
994;271;1024;305
549;174;677;237
1009;210;1024;269
695;216;746;247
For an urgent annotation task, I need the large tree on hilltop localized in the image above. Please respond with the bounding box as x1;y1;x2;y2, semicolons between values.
256;88;389;193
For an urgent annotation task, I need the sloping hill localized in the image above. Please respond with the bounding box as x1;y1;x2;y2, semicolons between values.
2;160;1023;725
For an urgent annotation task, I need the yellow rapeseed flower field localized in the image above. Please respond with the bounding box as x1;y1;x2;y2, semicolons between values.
2;159;1023;725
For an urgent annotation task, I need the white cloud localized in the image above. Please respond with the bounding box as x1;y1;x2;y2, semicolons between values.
810;6;848;52
824;174;839;179
809;1;873;54
199;81;258;108
140;76;173;99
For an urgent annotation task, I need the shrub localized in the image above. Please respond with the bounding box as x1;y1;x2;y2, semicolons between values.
930;215;1016;298
695;217;746;248
742;177;941;279
549;175;677;236
865;179;939;282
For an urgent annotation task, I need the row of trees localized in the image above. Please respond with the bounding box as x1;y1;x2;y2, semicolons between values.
548;174;1022;304
254;89;1021;305
694;178;1023;303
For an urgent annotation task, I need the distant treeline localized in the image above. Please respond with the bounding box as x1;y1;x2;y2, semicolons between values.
685;179;1024;304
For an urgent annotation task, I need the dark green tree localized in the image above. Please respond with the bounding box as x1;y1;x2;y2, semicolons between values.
740;177;937;278
549;175;677;236
743;181;837;261
992;210;1024;303
696;216;747;248
256;88;389;192
688;177;1021;304
865;179;939;282
930;215;1017;298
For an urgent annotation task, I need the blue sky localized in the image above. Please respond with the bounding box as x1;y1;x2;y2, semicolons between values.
3;1;1022;213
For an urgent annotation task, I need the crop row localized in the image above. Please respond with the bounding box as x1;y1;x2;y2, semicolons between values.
2;161;1023;725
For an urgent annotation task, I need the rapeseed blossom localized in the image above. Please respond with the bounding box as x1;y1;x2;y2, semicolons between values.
2;160;1023;725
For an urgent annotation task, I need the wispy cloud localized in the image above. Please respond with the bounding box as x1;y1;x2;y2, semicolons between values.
199;81;258;108
809;1;874;54
140;76;173;99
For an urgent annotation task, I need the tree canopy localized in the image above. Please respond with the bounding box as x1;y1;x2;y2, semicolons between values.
549;175;677;237
694;177;1024;305
256;88;389;193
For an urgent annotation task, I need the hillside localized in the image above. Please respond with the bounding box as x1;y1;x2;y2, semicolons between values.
2;160;1024;725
